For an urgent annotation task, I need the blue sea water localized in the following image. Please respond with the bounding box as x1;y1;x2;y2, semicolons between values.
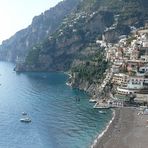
0;62;112;148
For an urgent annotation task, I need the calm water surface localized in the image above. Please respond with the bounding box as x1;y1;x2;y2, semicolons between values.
0;62;112;148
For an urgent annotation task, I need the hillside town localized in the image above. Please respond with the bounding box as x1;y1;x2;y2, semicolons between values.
92;27;148;109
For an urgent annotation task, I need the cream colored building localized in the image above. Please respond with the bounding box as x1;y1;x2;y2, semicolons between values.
112;73;129;85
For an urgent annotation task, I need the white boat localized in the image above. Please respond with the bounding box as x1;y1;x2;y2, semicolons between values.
89;99;97;103
20;117;31;123
99;110;107;114
22;112;27;115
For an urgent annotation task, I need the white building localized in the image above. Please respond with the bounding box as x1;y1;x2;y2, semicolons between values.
127;77;143;89
117;75;148;95
139;65;148;73
117;87;134;95
140;55;148;62
112;73;129;85
141;33;148;47
111;65;120;73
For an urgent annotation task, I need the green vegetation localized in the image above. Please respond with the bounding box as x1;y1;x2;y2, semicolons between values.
8;0;148;75
71;47;108;84
25;46;41;65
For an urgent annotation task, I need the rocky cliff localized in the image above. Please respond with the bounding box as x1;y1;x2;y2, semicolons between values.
1;0;148;65
1;0;148;96
14;0;148;72
0;0;80;62
14;9;114;72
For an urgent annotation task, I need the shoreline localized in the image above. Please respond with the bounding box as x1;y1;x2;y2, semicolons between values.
90;108;117;148
91;107;148;148
65;72;117;148
65;72;148;148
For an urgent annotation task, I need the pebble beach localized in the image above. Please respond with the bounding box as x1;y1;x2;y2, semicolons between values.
92;107;148;148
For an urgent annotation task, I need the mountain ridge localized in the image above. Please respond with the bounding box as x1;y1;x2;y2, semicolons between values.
0;0;80;62
0;0;148;73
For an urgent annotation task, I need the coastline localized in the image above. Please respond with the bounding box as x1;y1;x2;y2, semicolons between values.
90;109;116;148
91;107;148;148
65;73;148;148
65;72;116;148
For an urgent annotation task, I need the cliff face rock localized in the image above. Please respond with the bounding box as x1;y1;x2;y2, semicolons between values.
14;9;113;72
15;0;148;72
0;0;80;62
1;0;148;97
1;0;148;73
104;24;131;43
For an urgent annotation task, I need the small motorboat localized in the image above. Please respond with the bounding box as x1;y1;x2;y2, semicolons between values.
22;112;27;115
99;110;107;114
20;117;31;123
89;99;97;103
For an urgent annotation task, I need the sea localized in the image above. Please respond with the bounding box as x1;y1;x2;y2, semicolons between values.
0;62;112;148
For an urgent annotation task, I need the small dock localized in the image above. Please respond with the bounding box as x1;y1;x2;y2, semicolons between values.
93;99;124;109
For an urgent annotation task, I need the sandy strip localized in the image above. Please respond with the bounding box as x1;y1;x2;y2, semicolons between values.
92;107;148;148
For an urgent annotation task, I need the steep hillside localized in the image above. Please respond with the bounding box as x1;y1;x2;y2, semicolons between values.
0;0;148;74
0;0;80;62
15;11;113;71
14;0;148;72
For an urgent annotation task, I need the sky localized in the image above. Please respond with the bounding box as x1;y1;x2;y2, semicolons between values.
0;0;62;43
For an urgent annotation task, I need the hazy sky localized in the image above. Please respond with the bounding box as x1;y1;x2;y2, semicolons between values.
0;0;62;43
